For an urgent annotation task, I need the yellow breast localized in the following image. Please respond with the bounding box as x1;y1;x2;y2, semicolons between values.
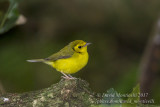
52;52;89;74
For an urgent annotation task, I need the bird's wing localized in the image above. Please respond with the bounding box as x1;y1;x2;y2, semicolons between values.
44;44;74;61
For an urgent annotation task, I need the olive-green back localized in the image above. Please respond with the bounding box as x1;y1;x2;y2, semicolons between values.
44;40;85;62
44;42;75;61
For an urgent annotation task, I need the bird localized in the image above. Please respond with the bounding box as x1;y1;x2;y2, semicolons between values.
27;40;91;79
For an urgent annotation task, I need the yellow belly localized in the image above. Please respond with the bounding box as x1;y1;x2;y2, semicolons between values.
50;52;89;74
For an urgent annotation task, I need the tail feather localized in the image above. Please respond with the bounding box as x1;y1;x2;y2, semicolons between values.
27;59;44;62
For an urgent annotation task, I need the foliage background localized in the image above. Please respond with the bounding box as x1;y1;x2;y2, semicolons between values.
0;0;160;104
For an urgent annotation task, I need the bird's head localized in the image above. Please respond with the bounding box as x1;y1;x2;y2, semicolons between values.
71;40;91;53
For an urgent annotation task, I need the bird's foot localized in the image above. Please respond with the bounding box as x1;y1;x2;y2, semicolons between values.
61;76;75;80
68;74;77;79
60;72;76;79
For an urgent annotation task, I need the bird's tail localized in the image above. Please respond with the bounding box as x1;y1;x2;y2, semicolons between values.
27;59;45;62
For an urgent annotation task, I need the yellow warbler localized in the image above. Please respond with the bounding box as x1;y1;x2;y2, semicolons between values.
27;40;91;79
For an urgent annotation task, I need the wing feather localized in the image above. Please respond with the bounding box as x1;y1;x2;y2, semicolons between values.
44;43;74;61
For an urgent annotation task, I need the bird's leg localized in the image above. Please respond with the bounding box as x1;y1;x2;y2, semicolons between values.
61;72;73;79
68;74;76;79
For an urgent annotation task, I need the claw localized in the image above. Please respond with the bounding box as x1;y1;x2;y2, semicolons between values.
68;74;77;79
60;72;76;79
61;76;75;80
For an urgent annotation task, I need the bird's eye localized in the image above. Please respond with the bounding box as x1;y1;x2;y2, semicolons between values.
78;46;82;49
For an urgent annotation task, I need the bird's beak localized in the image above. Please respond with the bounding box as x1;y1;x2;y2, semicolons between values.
83;43;92;47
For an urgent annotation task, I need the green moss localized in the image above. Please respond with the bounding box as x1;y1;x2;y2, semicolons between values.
0;78;97;107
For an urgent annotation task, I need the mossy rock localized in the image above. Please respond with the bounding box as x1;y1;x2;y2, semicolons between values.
0;78;97;107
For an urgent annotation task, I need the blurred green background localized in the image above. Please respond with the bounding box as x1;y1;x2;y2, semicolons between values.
0;0;160;103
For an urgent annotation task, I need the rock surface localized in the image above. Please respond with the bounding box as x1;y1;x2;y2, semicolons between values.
0;78;97;107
